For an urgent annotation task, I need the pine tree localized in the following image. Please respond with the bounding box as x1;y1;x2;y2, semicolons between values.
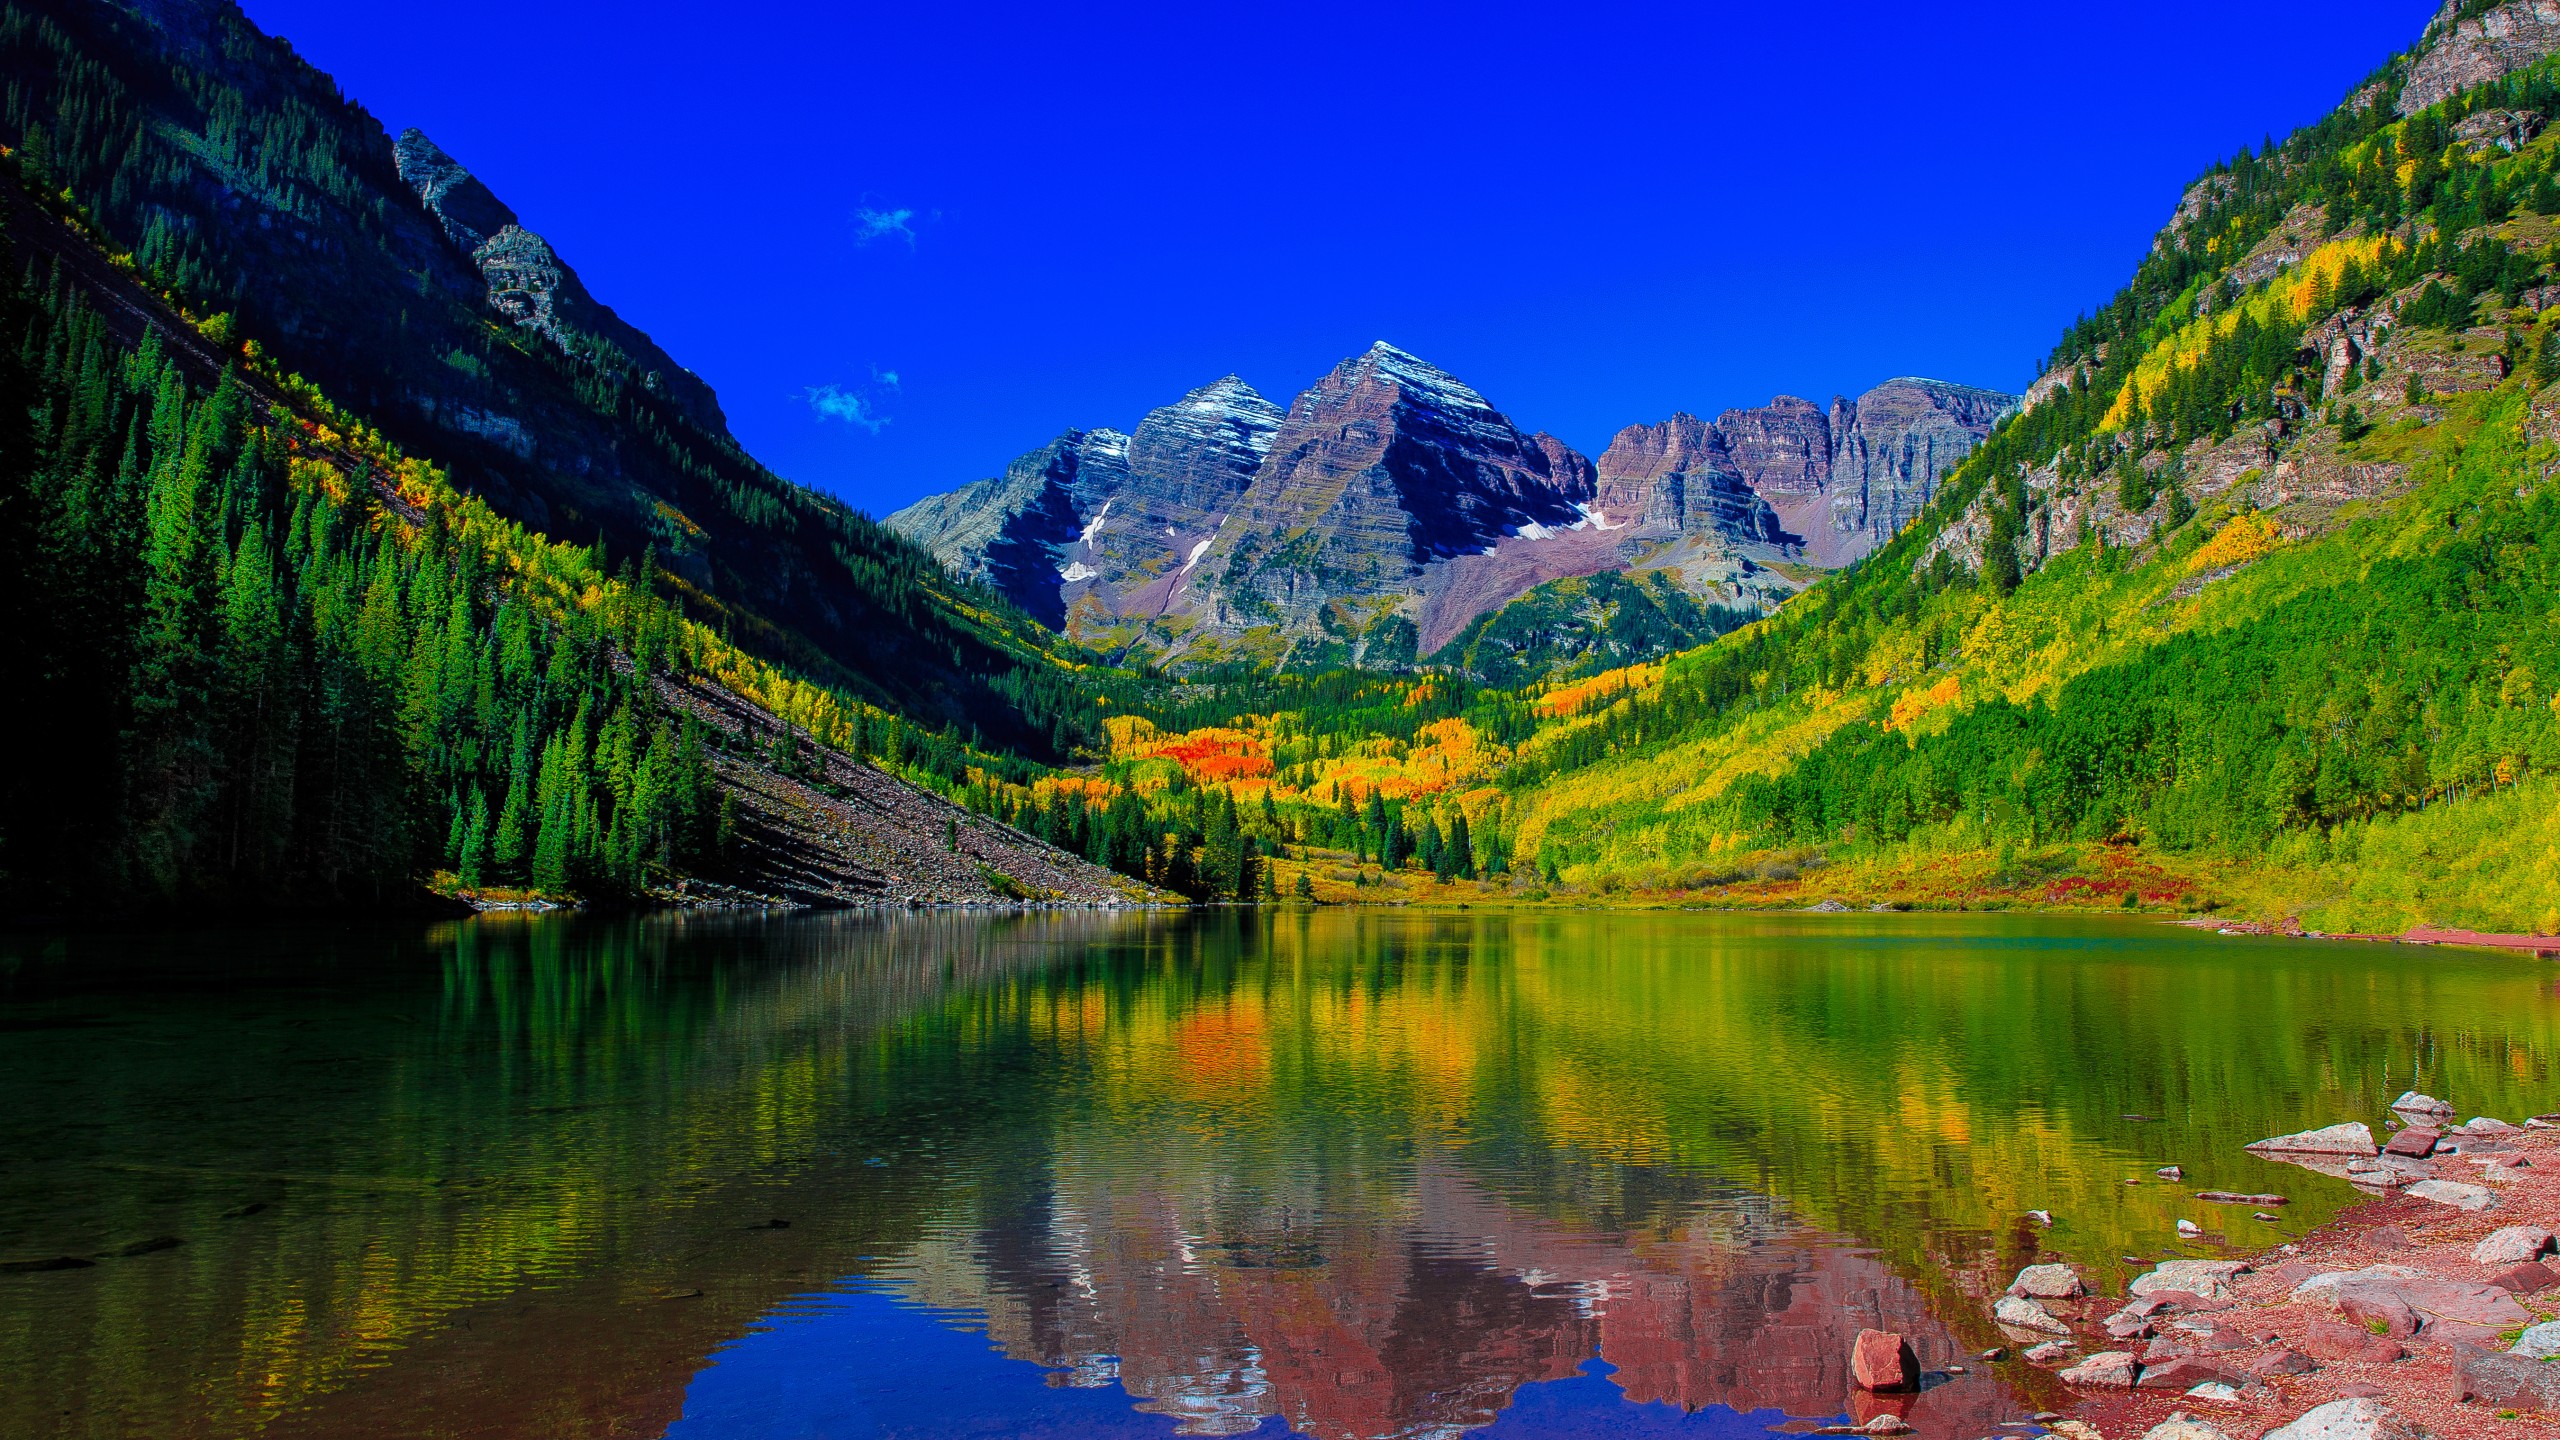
1446;811;1476;880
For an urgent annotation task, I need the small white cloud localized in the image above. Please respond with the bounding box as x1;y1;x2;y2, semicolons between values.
806;383;889;433
854;206;918;247
871;365;901;391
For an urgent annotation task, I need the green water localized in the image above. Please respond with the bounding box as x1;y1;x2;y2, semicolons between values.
0;910;2551;1440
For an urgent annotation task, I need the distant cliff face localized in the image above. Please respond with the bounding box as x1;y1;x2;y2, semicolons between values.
2402;1;2560;116
887;377;1284;634
889;348;2010;669
1193;343;1599;651
1590;381;2013;568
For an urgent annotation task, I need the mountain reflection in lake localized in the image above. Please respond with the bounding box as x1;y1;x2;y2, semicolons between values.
1;910;2551;1440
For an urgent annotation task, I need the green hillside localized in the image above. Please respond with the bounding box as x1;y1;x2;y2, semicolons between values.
0;0;1098;757
8;0;2558;931
1503;41;2560;933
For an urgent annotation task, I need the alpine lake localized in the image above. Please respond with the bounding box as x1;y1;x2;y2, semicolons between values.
2;910;2553;1440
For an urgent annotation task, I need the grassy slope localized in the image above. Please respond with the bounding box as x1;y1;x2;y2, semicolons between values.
1506;348;2559;935
1097;29;2560;934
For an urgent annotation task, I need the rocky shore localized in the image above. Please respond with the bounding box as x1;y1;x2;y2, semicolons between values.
1972;1097;2557;1440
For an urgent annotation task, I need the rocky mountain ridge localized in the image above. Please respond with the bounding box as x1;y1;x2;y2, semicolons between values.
2403;0;2560;116
890;345;2010;672
391;128;728;435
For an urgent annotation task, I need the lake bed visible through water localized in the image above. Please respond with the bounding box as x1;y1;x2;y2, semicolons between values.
1;911;2552;1440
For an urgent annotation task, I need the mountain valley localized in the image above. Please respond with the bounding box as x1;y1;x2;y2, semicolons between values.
0;0;2555;938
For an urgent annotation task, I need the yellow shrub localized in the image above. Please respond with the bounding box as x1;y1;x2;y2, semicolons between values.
2186;511;2283;574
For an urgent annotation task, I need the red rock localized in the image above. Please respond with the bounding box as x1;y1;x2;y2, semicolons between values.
2246;1349;2319;1378
2303;1317;2408;1364
2058;1351;2142;1388
2365;1224;2412;1250
2452;1340;2560;1410
2309;1267;2530;1341
2382;1129;2438;1158
1846;1391;1914;1429
2488;1260;2557;1294
2337;1289;2419;1338
2266;1260;2320;1288
1850;1329;1918;1392
2135;1357;2243;1390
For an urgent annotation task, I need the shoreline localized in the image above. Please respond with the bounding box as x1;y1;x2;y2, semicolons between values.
2173;918;2560;960
2020;1112;2558;1440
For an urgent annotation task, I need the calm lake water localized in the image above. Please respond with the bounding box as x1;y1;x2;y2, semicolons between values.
1;910;2554;1440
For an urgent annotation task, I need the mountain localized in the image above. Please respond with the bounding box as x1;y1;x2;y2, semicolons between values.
0;0;1095;757
889;375;1283;631
0;0;1171;911
891;344;2010;673
1482;0;2560;928
1048;0;2560;936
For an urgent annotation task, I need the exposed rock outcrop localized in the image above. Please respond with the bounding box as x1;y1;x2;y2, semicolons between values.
1607;380;2012;569
392;128;726;434
890;349;2008;670
2401;1;2560;117
886;377;1285;637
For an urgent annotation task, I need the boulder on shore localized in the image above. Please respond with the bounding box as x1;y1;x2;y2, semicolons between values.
2488;1260;2558;1294
2404;1178;2498;1212
2389;1091;2454;1119
2247;1122;2377;1156
2382;1128;2437;1158
2263;1397;2430;1440
2135;1357;2243;1390
2452;1340;2560;1411
1995;1295;2071;1333
2246;1348;2319;1378
2292;1265;2530;1343
2302;1317;2406;1363
2058;1351;2141;1388
2514;1319;2560;1359
2130;1259;2252;1301
2471;1225;2554;1265
2009;1262;2085;1298
1849;1329;1918;1392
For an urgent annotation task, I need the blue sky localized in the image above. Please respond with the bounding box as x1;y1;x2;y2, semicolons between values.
239;0;2436;517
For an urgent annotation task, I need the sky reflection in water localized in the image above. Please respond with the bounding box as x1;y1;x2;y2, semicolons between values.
1;909;2552;1440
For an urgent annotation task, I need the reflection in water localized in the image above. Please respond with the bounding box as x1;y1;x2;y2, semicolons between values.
0;910;2551;1439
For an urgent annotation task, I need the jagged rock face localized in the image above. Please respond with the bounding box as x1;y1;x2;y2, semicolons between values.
893;351;2008;668
889;350;2010;673
886;433;1098;628
1602;380;2010;568
889;378;1283;637
1830;378;2015;552
1197;344;1594;630
1717;396;1836;506
1071;378;1279;621
1121;376;1282;518
1228;342;1590;566
392;128;726;434
391;129;515;253
1592;415;1786;544
892;346;1626;659
2402;2;2560;116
